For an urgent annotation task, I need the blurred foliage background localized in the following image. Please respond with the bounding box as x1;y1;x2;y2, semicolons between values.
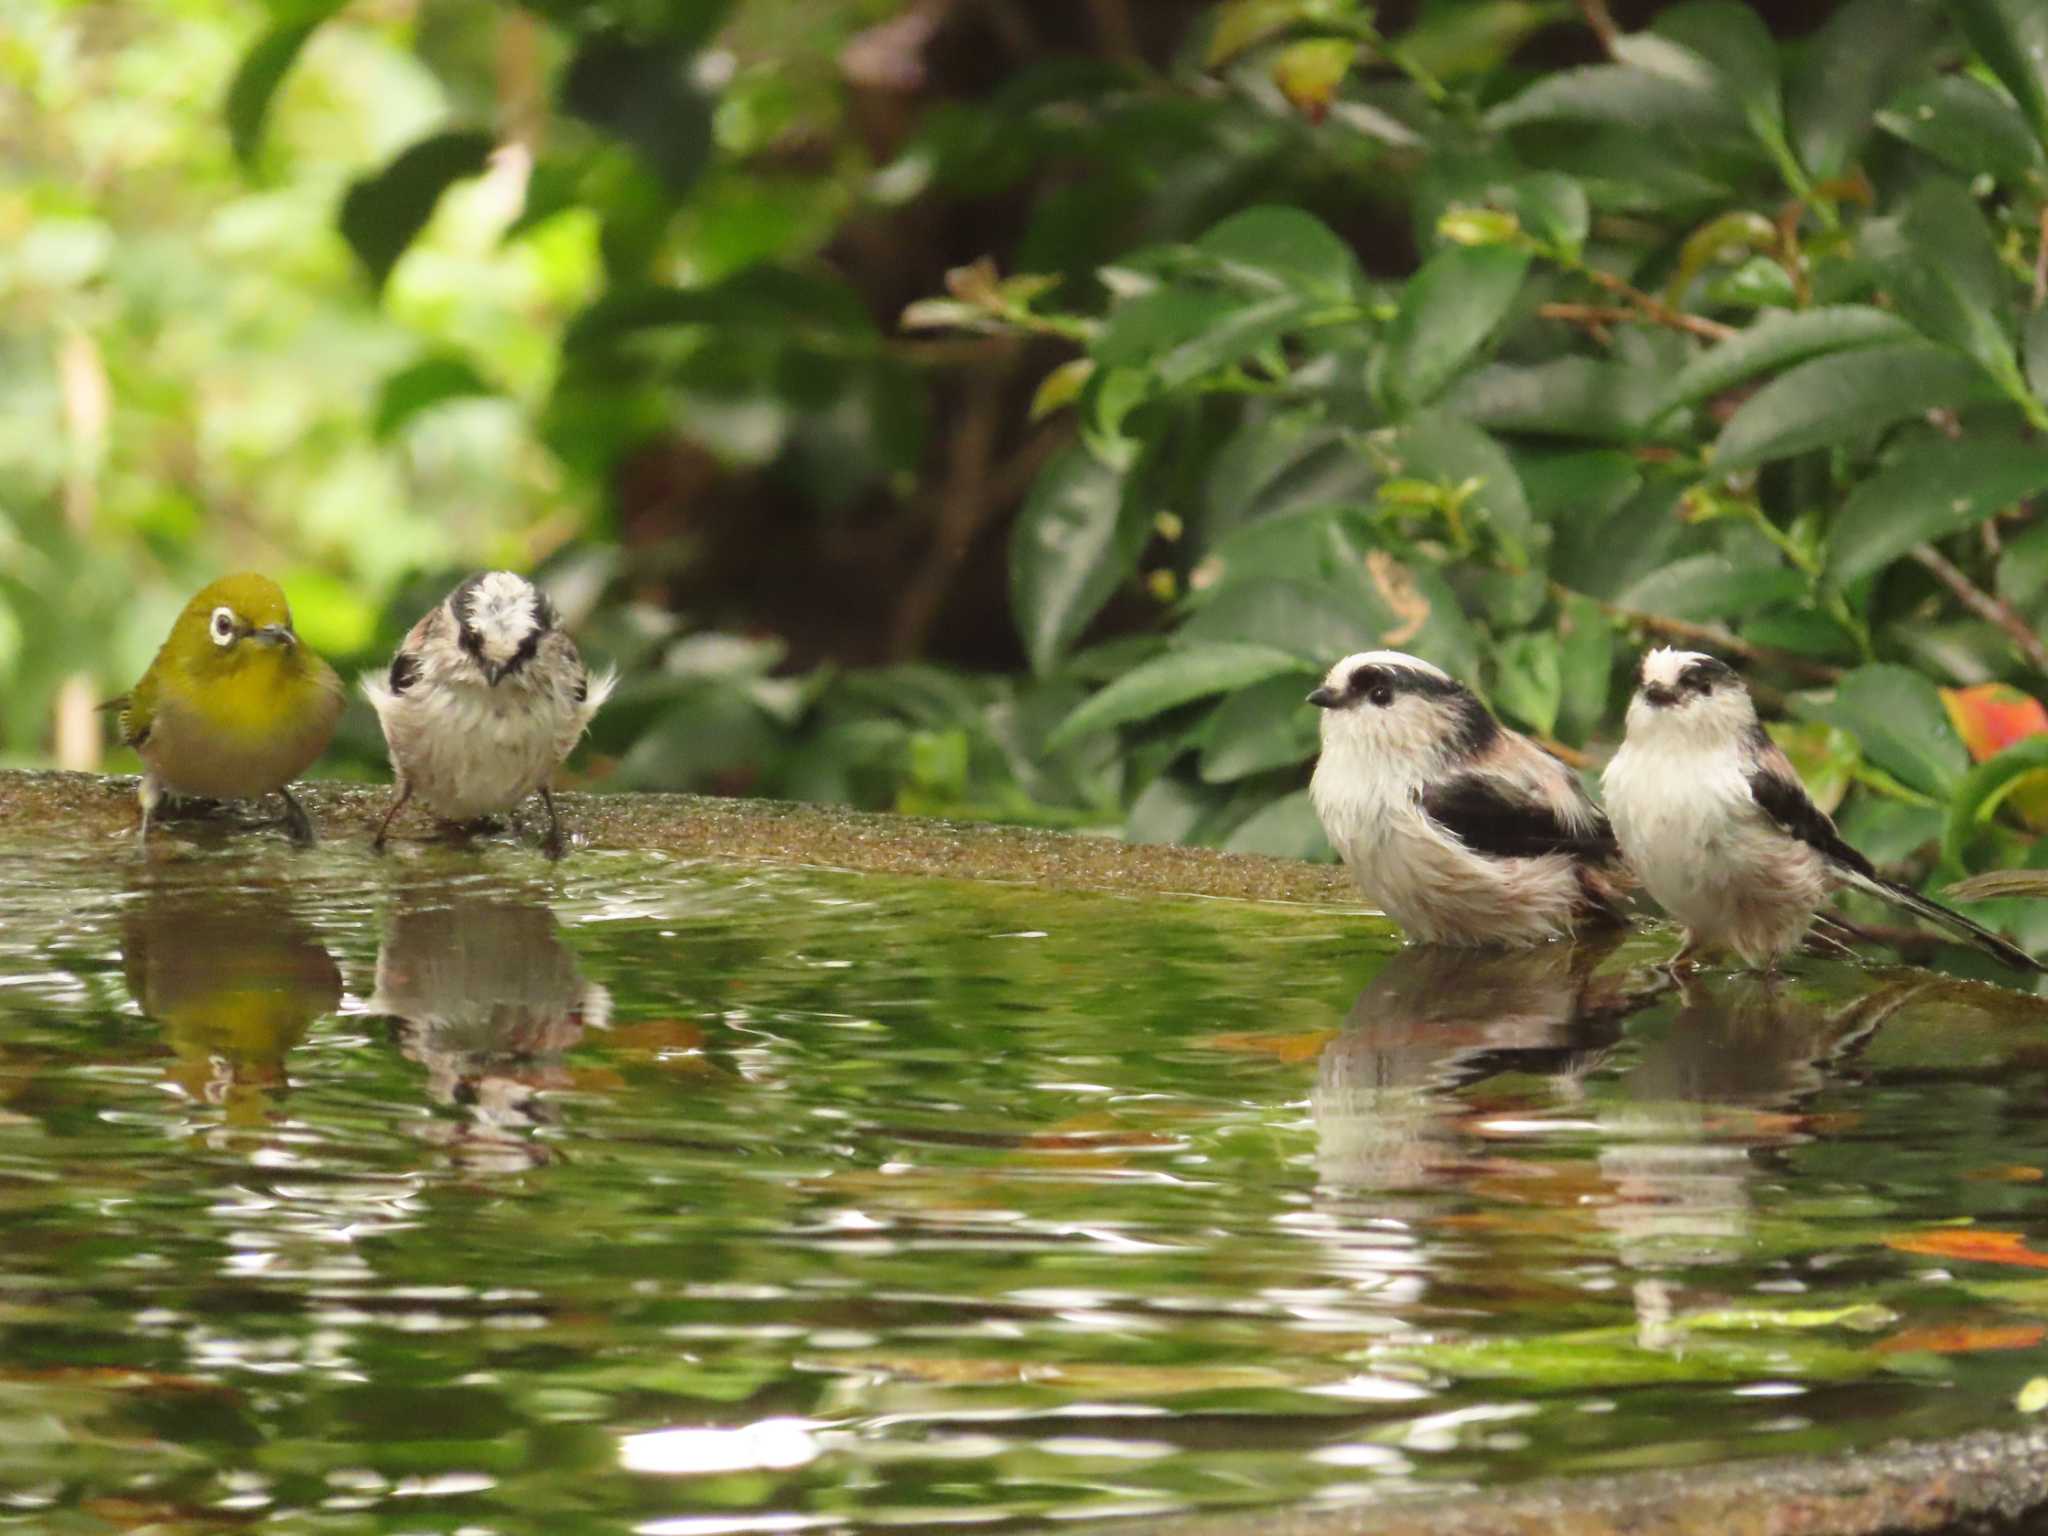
14;0;2048;957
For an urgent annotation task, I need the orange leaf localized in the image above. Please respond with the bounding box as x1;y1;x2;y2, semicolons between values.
1875;1321;2047;1356
1941;683;2048;763
1963;1164;2046;1183
1203;1028;1335;1063
1885;1228;2048;1269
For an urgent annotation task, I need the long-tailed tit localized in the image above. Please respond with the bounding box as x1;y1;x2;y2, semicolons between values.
1307;651;1630;946
1601;647;2041;972
363;571;615;858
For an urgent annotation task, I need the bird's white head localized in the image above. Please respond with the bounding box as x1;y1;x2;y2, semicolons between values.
450;571;557;687
1307;650;1498;771
1625;647;1756;744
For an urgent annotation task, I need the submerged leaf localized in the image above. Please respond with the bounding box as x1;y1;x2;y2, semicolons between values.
1886;1228;2048;1269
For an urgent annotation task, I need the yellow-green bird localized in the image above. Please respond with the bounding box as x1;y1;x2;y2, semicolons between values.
108;573;345;846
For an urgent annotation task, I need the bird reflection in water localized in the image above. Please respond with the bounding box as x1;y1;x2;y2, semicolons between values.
121;872;341;1123
1596;970;1926;1341
1313;936;1660;1197
367;888;610;1173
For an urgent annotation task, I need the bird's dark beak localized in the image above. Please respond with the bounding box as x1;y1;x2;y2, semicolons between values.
254;625;296;648
1641;683;1677;708
483;660;507;687
1306;686;1340;709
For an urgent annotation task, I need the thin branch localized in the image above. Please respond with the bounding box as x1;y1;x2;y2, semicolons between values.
1573;267;1738;342
1911;543;2048;674
2035;204;2048;311
1577;0;1621;54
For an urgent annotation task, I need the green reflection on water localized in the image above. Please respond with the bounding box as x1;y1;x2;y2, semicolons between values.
2;837;2048;1531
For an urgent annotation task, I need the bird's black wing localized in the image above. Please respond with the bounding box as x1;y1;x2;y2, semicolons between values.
1744;758;1875;878
1421;773;1619;862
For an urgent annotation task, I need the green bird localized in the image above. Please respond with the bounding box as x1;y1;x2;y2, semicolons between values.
108;573;346;846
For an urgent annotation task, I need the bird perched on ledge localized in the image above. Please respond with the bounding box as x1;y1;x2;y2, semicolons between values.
362;571;614;859
1602;647;2043;973
1308;650;1629;946
107;573;344;847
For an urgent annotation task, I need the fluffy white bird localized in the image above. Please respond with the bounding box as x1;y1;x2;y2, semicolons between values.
1602;646;2040;972
363;571;615;858
1307;650;1629;946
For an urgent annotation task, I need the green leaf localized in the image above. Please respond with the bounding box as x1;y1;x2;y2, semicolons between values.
1094;288;1243;372
1492;631;1563;735
1826;437;2048;588
1382;245;1530;412
1794;665;1969;796
1653;307;1917;418
372;355;497;441
1198;674;1322;782
1153;293;1318;389
1616;554;1804;623
1877;75;2046;183
1787;0;1944;180
339;130;496;291
225;8;340;169
1863;178;2027;400
1508;171;1588;254
1945;736;2048;869
1444;358;1657;441
1949;0;2048;148
1222;788;1331;858
561;33;712;193
1045;643;1315;751
1382;414;1536;565
1180;577;1388;663
2027;305;2048;408
1195;206;1363;302
1652;1;1784;146
1011;446;1146;676
1484;64;1729;135
1557;593;1614;744
1710;342;2004;473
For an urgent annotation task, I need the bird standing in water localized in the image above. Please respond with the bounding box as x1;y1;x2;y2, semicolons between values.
362;571;614;858
108;573;344;847
1307;650;1629;945
1602;647;2042;973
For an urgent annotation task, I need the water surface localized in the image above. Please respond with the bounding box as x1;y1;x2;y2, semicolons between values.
3;833;2048;1532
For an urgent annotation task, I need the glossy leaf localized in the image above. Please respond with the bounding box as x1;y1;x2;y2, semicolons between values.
1179;577;1388;664
1195;206;1363;302
1615;554;1803;623
339;131;496;291
1198;674;1322;782
1825;438;2048;587
1943;734;2048;866
1949;0;2048;147
1492;631;1562;735
1787;0;1944;180
1711;342;2002;473
1862;178;2025;398
1653;307;1915;418
1877;75;2046;183
1651;1;1784;148
1485;64;1729;135
1382;414;1536;566
1045;643;1315;750
1795;665;1970;796
1012;445;1146;676
1381;245;1530;412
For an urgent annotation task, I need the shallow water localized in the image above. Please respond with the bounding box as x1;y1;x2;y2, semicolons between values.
4;832;2048;1533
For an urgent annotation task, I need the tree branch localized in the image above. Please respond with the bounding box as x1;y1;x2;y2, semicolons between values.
1911;543;2048;674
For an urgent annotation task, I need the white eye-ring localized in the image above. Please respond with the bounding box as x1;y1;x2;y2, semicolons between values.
210;606;237;647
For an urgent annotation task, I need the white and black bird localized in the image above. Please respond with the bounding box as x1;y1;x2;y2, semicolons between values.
1601;647;2041;973
363;571;615;858
1307;651;1630;946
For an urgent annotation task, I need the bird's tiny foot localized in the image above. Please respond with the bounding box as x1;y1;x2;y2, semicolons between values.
158;794;228;823
278;790;317;849
540;827;567;861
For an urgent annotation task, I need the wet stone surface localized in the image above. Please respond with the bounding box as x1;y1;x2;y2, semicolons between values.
4;776;2048;1532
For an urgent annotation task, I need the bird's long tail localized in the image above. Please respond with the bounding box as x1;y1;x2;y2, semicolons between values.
1841;868;2045;974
